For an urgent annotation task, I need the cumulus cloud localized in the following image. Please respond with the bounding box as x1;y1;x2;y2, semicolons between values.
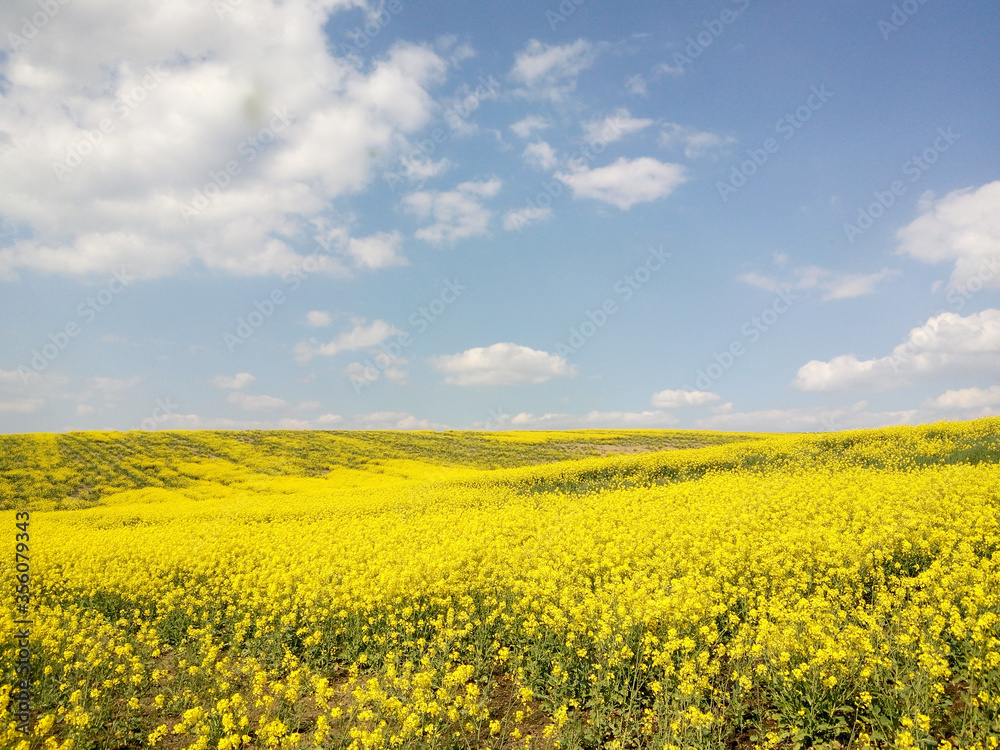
343;357;408;386
509;115;551;139
305;311;333;328
349;411;449;430
693;402;918;432
494;410;679;429
0;0;447;281
522;142;558;170
556;157;686;210
310;228;409;271
208;378;319;414
226;392;291;412
344;231;407;269
294;318;400;365
403;179;501;244
658;123;736;159
625;74;647;96
582;109;653;144
792;309;1000;392
896;181;1000;290
653;62;683;78
390;155;454;186
502;206;552;231
650;389;721;409
154;412;344;431
86;376;143;396
0;397;44;414
162;407;440;431
431;342;576;386
439;75;500;137
0;368;68;418
509;39;597;101
924;385;1000;414
70;376;143;416
210;372;256;390
738;266;900;301
156;408;445;431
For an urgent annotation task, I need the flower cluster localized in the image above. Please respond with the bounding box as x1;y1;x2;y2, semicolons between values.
1;418;999;749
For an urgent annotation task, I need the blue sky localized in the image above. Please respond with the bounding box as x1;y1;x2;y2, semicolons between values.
1;0;999;432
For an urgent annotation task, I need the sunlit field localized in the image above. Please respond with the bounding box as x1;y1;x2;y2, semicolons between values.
2;421;999;750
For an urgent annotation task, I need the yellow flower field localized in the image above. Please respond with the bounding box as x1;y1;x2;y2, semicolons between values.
1;421;999;749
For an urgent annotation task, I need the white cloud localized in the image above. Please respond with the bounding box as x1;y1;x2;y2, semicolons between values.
522;142;558;170
312;228;408;271
344;357;409;386
793;355;898;393
155;412;345;431
440;76;499;136
1;372;140;422
315;413;344;427
85;376;143;395
658;123;736;159
582;109;653;144
393;155;453;184
435;35;476;67
350;411;447;429
67;376;143;416
344;361;380;385
227;392;291;412
305;311;333;328
792;309;1000;392
0;1;446;280
501;410;679;429
510;115;551;139
652;62;683;78
625;74;647;96
0;370;28;388
4;369;54;388
431;342;577;386
896;181;1000;290
693;401;918;432
503;206;553;231
650;389;721;409
924;385;1000;413
738;266;900;301
457;179;503;198
403;179;501;244
101;334;138;347
294;318;400;365
0;398;44;414
383;367;408;384
556;157;686;210
210;372;256;390
821;270;901;300
509;39;597;101
151;407;432;431
345;231;407;269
